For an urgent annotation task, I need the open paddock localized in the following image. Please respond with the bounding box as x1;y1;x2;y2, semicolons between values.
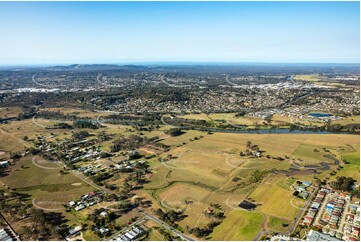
210;209;265;241
248;175;306;220
338;144;360;181
1;156;93;210
156;182;213;228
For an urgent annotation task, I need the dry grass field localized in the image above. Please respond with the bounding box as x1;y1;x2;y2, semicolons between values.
0;108;359;240
292;74;321;82
332;115;360;125
0;107;23;119
210;210;265;240
143;220;165;241
156;183;213;227
339;144;360;181
147;130;359;239
1;156;93;207
267;216;291;233
248;175;305;220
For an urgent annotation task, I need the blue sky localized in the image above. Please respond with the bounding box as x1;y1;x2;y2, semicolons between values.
0;1;359;64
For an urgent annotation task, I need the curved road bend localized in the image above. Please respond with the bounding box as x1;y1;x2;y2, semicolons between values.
136;208;195;241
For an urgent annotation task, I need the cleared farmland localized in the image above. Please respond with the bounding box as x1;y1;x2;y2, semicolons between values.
147;131;359;239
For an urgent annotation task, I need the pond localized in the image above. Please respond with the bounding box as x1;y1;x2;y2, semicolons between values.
308;112;333;118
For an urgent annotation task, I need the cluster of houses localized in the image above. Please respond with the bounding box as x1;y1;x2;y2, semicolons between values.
343;224;360;241
301;187;329;226
288;90;358;119
36;136;104;164
67;191;105;211
69;147;102;163
302;188;361;241
292;181;312;200
247;105;345;125
113;226;146;241
114;158;146;170
61;140;103;164
348;204;360;226
240;149;261;158
343;204;360;241
313;211;360;241
77;158;146;177
79;163;103;175
240;142;262;158
320;192;349;229
36;135;148;181
246;110;275;120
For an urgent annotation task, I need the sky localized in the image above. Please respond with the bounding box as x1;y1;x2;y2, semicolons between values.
0;1;359;65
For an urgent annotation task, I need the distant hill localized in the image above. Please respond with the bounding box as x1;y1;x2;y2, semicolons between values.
0;63;358;74
45;64;144;71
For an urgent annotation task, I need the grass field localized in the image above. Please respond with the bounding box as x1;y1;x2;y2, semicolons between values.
147;131;359;236
0;155;95;230
156;182;213;228
143;220;165;241
267;216;290;232
332;116;360;126
0;107;23;119
82;230;100;241
1;108;359;240
248;175;305;220
291;143;330;164
210;210;264;240
179;113;211;121
1;156;93;209
292;74;321;82
339;144;360;181
157;147;233;188
180;113;273;126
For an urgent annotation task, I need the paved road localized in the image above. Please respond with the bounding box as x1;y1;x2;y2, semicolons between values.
71;170;109;193
337;203;360;240
337;202;349;234
137;208;195;241
290;187;319;234
312;193;330;227
69;173;194;241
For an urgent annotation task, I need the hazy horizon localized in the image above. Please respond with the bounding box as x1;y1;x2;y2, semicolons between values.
1;61;360;68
